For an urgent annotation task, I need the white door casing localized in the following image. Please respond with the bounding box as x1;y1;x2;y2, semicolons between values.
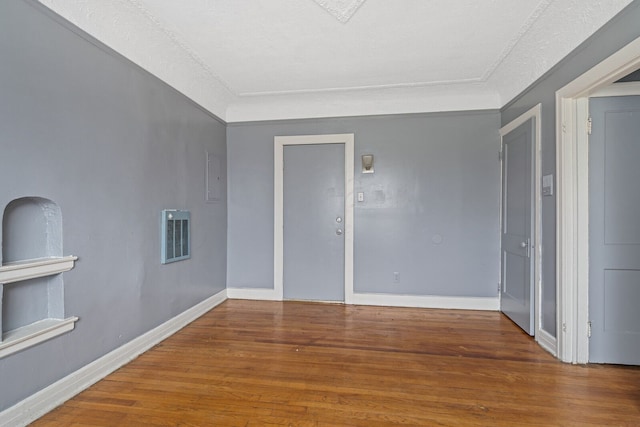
556;36;640;364
274;134;355;303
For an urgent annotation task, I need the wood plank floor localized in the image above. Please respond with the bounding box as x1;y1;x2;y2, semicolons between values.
32;300;640;426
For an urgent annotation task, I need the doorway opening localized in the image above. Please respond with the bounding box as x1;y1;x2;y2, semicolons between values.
556;36;640;363
499;105;550;352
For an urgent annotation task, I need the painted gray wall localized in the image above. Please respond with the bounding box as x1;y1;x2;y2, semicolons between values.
501;1;640;338
0;0;227;411
228;111;501;298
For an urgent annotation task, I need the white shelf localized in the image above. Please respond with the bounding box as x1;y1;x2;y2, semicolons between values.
0;256;77;284
0;317;78;359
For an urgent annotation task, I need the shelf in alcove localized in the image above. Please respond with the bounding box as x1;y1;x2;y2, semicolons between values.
0;317;78;359
0;256;77;284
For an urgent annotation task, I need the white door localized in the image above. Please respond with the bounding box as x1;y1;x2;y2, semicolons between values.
500;118;535;335
589;95;640;364
283;143;345;301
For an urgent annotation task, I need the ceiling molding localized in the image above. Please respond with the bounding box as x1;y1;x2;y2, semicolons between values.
226;83;501;123
37;0;235;120
237;77;485;98
125;0;237;96
488;0;634;105
36;0;635;122
480;0;553;81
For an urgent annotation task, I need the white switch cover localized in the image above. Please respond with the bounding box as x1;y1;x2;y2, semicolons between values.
357;192;364;202
542;174;554;196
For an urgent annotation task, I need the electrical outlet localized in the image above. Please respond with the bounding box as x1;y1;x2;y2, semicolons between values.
393;272;400;283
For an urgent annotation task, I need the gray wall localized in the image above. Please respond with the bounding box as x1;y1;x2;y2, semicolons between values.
227;111;501;297
0;0;227;411
501;0;640;337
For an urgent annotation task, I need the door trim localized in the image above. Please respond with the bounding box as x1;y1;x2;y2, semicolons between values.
590;81;640;97
556;36;640;363
274;134;355;302
499;104;544;347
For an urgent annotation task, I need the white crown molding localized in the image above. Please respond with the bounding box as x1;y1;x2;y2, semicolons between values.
480;0;553;81
489;0;633;105
37;0;235;120
36;0;633;122
236;77;484;98
226;83;501;122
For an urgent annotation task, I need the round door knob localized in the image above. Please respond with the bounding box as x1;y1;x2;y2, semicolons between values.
336;216;343;223
520;241;527;248
336;228;343;236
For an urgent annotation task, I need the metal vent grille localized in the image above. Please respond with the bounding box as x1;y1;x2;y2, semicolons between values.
161;210;190;264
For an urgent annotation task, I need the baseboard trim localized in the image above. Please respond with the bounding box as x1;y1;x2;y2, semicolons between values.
226;288;499;310
226;287;280;300
351;293;500;310
0;289;227;427
536;328;558;358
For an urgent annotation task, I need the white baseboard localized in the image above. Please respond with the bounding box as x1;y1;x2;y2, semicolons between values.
0;289;227;427
536;328;558;357
226;288;499;311
351;292;500;310
226;287;280;300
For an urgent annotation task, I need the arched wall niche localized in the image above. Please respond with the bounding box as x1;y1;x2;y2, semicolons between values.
2;197;62;264
0;196;77;357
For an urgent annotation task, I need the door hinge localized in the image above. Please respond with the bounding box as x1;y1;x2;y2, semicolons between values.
498;150;503;161
587;321;592;338
587;117;592;135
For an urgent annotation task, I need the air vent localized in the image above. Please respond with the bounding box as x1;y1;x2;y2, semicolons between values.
161;210;190;264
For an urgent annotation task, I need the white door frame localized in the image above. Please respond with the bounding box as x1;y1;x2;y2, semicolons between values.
556;36;640;363
274;134;355;302
500;104;549;351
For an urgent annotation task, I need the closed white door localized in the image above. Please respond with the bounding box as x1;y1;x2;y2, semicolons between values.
589;95;640;365
500;118;535;335
283;143;345;301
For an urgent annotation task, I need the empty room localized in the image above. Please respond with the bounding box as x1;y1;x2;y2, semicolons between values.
1;0;640;425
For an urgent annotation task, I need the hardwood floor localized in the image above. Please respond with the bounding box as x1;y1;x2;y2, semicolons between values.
32;300;640;426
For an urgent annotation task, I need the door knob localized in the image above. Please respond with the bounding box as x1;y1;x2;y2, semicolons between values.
520;241;527;248
336;228;343;236
336;216;343;223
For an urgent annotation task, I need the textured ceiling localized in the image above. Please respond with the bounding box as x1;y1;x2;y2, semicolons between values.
38;0;633;122
312;0;367;23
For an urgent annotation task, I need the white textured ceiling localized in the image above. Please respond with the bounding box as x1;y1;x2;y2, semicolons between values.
38;0;633;122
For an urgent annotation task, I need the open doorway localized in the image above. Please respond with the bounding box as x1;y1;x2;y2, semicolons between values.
556;36;640;364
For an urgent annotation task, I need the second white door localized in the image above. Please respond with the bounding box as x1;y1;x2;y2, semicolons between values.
500;118;535;335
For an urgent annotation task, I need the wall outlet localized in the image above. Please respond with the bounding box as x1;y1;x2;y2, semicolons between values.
393;272;400;283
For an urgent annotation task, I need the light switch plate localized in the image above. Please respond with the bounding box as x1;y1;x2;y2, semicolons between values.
542;174;554;196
